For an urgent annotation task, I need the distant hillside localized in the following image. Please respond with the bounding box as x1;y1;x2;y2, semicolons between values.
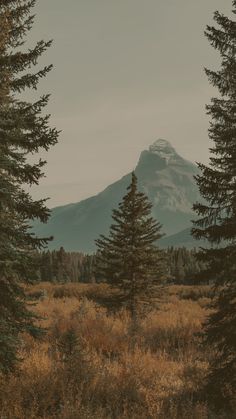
33;139;201;252
159;227;207;249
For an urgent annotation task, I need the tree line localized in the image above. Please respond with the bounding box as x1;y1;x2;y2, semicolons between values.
38;248;96;283
36;246;206;285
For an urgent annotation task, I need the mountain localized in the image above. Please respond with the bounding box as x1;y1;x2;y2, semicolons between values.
33;139;201;252
159;227;208;249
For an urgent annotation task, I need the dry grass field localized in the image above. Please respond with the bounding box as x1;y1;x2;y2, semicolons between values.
0;283;226;418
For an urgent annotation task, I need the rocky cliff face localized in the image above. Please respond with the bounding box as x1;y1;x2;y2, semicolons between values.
135;139;200;235
33;139;200;252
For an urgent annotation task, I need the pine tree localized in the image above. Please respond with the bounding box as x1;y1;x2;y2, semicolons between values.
192;1;236;411
95;172;167;319
0;1;58;372
40;250;53;282
57;327;81;363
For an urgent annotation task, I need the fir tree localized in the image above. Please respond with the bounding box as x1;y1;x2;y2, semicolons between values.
192;1;236;411
95;172;167;318
57;328;81;363
0;1;58;372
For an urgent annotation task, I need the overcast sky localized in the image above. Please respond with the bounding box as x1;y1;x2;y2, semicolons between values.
28;0;233;207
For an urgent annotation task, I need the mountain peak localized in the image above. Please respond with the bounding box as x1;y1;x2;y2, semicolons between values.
149;138;173;149
146;138;177;164
34;137;200;252
149;139;177;162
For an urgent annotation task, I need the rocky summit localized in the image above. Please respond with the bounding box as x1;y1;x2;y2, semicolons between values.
33;139;201;252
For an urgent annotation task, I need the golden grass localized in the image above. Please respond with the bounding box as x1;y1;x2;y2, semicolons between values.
0;283;221;419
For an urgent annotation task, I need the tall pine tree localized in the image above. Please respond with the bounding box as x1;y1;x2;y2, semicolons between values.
0;1;58;372
192;1;236;412
95;172;167;318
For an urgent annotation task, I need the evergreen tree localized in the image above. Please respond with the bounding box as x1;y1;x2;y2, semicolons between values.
175;249;186;283
95;172;167;318
57;327;81;363
192;1;236;411
40;250;53;282
0;1;58;372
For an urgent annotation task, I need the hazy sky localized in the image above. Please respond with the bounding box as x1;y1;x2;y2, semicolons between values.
28;0;233;207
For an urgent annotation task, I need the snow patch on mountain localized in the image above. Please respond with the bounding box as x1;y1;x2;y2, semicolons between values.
149;139;176;163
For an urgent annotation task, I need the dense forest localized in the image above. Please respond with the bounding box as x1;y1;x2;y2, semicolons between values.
37;246;206;285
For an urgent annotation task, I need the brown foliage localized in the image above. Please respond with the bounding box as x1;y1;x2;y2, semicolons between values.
0;283;226;418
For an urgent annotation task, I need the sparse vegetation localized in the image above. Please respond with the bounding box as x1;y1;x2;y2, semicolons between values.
0;282;226;419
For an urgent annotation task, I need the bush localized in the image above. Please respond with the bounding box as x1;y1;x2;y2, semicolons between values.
0;283;225;418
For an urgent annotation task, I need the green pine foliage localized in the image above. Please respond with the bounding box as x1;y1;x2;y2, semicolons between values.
38;248;94;283
95;172;167;318
0;0;58;373
57;327;81;362
167;247;206;284
192;1;236;411
33;247;205;285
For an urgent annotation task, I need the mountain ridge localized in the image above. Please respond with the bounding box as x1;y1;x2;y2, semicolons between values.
33;139;201;252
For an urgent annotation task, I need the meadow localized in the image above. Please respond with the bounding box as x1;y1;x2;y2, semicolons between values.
0;283;227;418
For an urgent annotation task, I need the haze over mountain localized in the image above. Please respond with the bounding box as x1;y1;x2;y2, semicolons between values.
33;139;201;252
